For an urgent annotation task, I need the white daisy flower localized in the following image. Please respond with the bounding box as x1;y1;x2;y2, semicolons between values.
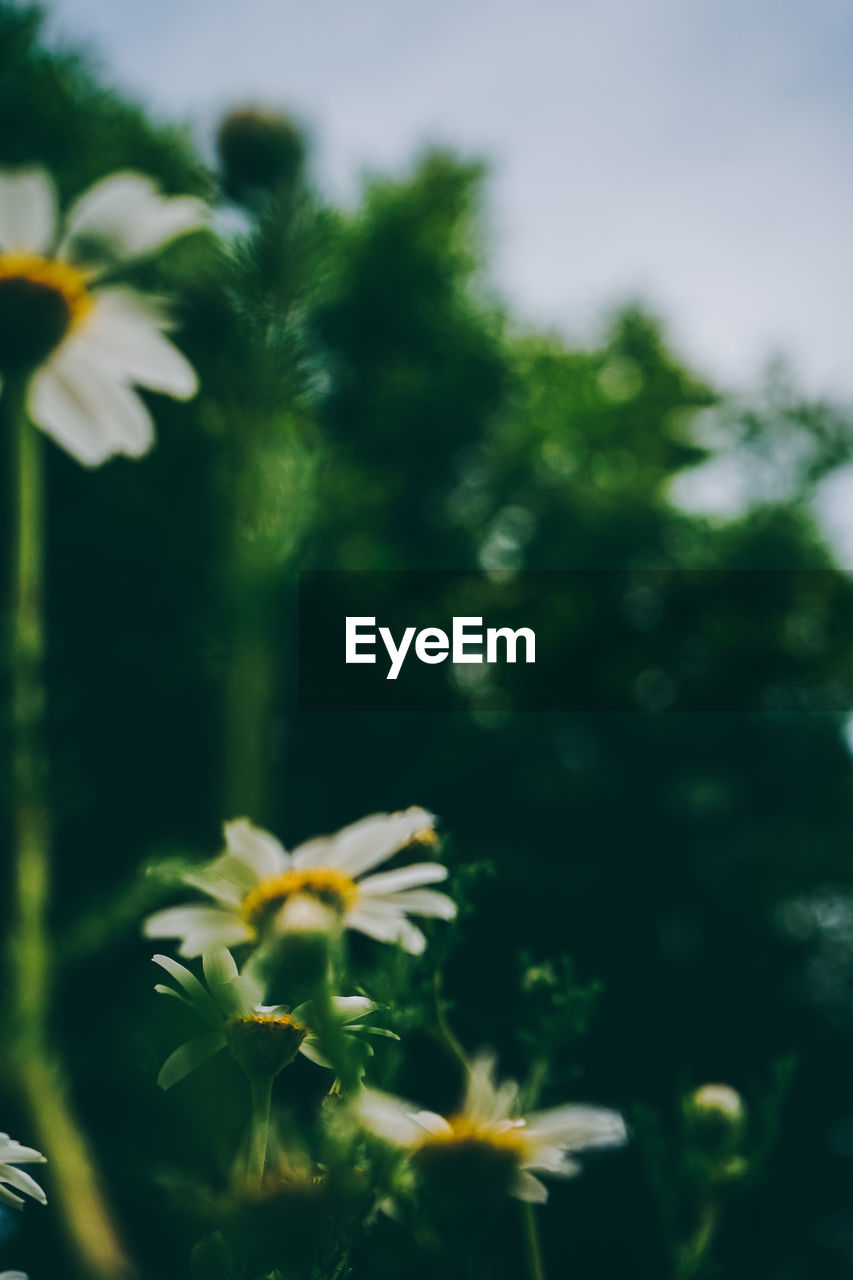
357;1055;626;1204
0;166;205;465
0;1132;47;1211
145;808;455;958
153;949;396;1088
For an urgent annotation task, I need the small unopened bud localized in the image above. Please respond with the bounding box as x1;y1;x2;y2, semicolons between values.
216;107;305;205
684;1083;746;1157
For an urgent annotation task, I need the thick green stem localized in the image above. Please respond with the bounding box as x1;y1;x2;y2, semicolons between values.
311;968;361;1095
521;1201;547;1280
248;1073;274;1189
9;375;48;1031
6;384;132;1279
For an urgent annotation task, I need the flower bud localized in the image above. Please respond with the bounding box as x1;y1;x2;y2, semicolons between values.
684;1083;746;1157
216;107;305;204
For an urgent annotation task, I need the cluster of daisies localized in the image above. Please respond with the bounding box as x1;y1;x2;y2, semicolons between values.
0;160;626;1255
142;806;627;1207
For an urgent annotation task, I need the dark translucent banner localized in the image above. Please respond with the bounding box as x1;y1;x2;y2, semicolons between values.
296;569;853;713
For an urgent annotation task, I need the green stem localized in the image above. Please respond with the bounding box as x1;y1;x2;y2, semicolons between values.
521;1201;546;1280
9;374;48;1030
677;1200;718;1280
5;383;132;1279
433;969;469;1075
248;1073;273;1189
311;968;361;1095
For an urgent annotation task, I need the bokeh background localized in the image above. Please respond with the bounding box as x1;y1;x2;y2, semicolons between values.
3;2;853;1278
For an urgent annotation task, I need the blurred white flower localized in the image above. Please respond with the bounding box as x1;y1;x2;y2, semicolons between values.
0;1272;29;1279
153;949;395;1088
357;1055;626;1203
0;167;204;465
0;1133;47;1210
145;808;455;958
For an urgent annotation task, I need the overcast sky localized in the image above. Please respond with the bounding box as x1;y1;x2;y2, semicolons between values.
42;0;853;402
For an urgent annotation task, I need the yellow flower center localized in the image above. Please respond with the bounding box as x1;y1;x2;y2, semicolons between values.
0;252;93;372
0;253;93;320
224;1012;308;1078
418;1116;533;1162
242;867;359;928
229;1011;306;1032
412;1115;535;1201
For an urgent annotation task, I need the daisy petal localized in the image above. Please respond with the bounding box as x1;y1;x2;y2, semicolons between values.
28;362;116;467
202;949;254;1018
0;1137;46;1164
0;1184;24;1210
526;1105;627;1151
0;1166;46;1206
347;905;426;953
298;1038;332;1069
511;1170;549;1203
60;172;205;267
0;169;56;252
394;917;427;954
356;1090;427;1146
224;819;289;880
154;984;197;1014
82;289;197;399
410;1110;453;1137
331;996;376;1022
231;968;266;1009
152;955;223;1027
357;862;449;897
463;1055;503;1119
202;948;239;988
181;856;258;906
295;808;436;878
144;906;252;957
525;1148;582;1178
364;887;456;919
29;344;154;466
157;1032;226;1090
